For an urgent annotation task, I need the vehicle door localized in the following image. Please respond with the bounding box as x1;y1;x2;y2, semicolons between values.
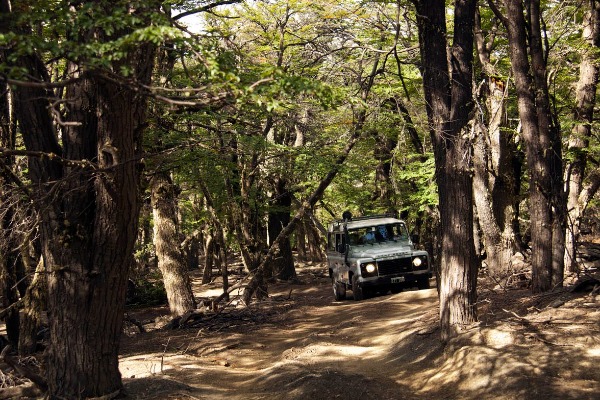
328;232;349;284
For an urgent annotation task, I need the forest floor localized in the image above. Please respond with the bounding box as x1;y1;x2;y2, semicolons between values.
2;259;599;399
117;261;600;400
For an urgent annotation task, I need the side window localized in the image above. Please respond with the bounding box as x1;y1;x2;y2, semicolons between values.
327;233;336;251
336;233;346;253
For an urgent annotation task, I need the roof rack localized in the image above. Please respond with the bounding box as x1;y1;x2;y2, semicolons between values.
333;212;399;224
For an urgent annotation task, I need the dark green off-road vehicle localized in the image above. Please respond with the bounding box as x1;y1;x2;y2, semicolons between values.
326;213;432;301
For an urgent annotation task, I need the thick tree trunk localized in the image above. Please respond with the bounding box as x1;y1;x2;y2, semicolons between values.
42;73;149;398
10;23;156;397
564;0;600;272
473;121;514;276
497;0;563;292
413;0;478;341
151;172;197;315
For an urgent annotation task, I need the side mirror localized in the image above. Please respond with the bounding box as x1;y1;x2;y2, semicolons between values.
411;234;420;245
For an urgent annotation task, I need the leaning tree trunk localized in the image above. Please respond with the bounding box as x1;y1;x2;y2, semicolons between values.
150;172;196;315
564;0;600;272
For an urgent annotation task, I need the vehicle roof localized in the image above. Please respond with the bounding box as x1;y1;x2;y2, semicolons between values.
328;216;404;231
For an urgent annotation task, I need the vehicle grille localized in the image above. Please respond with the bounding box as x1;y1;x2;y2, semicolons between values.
377;258;413;276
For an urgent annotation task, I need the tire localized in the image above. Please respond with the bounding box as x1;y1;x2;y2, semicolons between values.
417;276;430;290
333;279;346;301
352;275;364;301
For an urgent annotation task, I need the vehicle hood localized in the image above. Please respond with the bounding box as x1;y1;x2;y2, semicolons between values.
348;242;413;260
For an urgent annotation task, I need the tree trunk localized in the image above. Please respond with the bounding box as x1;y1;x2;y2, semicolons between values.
197;179;229;298
472;10;520;277
203;234;215;284
413;0;478;341
0;242;20;348
185;233;200;270
564;0;600;272
267;179;296;281
296;217;308;262
304;213;326;262
9;17;156;395
0;39;20;348
18;257;46;356
151;171;196;315
43;72;149;397
373;130;397;212
472;78;518;276
496;0;563;292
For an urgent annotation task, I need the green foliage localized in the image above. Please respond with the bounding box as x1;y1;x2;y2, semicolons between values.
129;273;168;306
396;154;437;211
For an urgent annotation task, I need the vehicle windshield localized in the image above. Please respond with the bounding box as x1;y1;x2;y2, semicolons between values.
347;223;409;245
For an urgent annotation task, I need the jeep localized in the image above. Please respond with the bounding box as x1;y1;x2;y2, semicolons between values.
326;213;432;301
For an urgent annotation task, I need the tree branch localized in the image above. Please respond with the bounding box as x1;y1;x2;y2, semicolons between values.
0;148;97;170
173;0;243;21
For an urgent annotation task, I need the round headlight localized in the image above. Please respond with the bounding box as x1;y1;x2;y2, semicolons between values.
412;257;422;267
365;263;376;273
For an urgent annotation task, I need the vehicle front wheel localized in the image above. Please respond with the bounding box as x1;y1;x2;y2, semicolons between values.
333;279;346;301
352;275;365;301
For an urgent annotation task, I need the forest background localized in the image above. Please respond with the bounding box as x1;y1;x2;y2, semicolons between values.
0;0;599;398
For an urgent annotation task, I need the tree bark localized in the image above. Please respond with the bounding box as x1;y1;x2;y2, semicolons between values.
495;0;564;292
9;4;157;395
0;27;21;348
413;0;478;342
372;129;397;212
472;10;519;277
151;171;197;315
18;257;46;356
564;0;600;272
267;178;296;281
203;234;214;284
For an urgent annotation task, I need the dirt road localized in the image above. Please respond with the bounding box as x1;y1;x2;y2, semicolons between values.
120;264;600;400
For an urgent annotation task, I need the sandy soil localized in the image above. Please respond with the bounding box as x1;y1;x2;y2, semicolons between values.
116;264;600;400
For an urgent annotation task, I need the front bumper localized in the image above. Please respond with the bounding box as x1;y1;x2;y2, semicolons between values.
359;271;431;288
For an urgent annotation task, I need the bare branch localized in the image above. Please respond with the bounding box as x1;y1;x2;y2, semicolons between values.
173;0;242;21
0;148;97;170
1;74;85;89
